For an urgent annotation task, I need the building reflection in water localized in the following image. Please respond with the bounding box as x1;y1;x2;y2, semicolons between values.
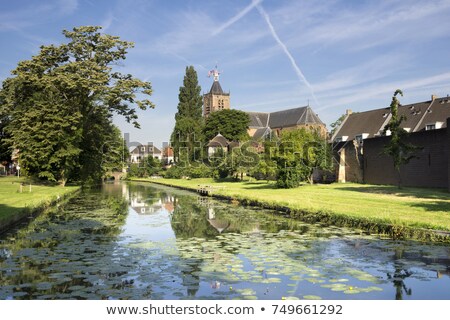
129;192;177;215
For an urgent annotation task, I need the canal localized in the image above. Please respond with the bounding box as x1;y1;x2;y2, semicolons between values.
1;182;449;299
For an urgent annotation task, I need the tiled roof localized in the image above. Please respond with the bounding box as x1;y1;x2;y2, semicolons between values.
207;133;229;147
247;112;270;127
333;95;450;141
252;127;271;140
247;106;324;129
210;81;224;94
415;97;450;131
333;108;390;140
130;144;162;154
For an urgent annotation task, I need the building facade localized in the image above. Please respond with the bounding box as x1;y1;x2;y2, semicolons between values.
331;94;450;189
129;144;162;163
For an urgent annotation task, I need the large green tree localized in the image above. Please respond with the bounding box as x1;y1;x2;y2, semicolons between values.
170;66;203;165
383;89;420;187
0;112;12;166
203;109;250;142
275;128;332;188
0;26;153;185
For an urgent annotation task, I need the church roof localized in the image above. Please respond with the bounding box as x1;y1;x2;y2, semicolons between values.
247;112;270;127
269;106;324;128
252;127;272;140
209;81;224;94
247;106;324;130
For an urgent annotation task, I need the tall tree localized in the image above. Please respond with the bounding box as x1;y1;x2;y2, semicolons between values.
170;66;203;164
203;109;250;142
275;128;332;188
383;89;420;187
0;26;154;185
0;105;12;166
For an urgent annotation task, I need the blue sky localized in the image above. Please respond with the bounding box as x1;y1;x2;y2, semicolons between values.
1;0;450;147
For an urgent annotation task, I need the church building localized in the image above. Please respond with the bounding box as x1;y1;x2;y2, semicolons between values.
203;68;230;117
202;67;327;139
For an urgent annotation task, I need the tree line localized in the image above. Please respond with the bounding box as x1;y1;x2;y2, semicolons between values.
0;26;153;185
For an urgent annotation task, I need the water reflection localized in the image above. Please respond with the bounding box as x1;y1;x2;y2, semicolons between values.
0;182;449;300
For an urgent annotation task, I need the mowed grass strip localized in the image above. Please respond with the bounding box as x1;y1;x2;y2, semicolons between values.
0;176;79;225
134;178;450;231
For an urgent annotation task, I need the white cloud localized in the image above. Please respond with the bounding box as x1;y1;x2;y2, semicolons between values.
212;0;262;36
316;71;450;111
256;4;319;106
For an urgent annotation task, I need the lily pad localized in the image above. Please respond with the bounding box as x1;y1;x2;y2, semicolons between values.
303;295;322;300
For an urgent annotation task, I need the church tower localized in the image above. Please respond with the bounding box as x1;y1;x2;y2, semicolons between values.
203;67;230;117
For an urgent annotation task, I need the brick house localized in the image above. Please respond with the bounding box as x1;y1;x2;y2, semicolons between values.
331;94;450;189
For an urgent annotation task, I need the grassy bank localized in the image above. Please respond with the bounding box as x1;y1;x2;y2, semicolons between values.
132;177;450;241
0;176;80;232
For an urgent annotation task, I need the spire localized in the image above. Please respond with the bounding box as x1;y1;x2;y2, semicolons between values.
208;65;224;94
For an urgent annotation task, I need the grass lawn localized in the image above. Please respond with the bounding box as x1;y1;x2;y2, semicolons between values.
133;177;450;232
0;176;79;228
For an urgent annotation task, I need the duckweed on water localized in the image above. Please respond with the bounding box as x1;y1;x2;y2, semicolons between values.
1;182;450;299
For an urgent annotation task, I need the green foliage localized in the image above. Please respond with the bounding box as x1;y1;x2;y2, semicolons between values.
224;142;259;180
170;66;204;163
383;90;421;186
0;114;12;164
276;167;302;188
0;26;153;185
164;163;214;179
275;128;332;188
127;156;162;178
203;109;250;142
250;157;277;181
152;178;450;238
330;113;346;136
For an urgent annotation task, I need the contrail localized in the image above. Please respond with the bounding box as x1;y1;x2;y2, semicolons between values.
256;4;319;107
212;0;262;36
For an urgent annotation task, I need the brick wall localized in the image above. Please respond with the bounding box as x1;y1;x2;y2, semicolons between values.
363;123;449;189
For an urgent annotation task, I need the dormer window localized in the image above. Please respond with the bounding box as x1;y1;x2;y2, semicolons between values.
141;146;146;152
426;122;443;131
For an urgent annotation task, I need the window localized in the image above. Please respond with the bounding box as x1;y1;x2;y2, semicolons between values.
141;146;145;152
335;136;348;143
355;135;363;143
355;133;368;144
425;124;435;131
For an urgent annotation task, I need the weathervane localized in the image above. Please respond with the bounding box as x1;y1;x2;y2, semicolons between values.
208;64;220;82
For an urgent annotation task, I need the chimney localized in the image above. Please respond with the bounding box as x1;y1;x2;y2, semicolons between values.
346;109;352;115
431;94;438;101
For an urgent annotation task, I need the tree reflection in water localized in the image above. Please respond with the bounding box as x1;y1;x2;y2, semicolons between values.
2;182;450;300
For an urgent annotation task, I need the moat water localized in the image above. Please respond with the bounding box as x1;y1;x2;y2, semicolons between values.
1;182;449;300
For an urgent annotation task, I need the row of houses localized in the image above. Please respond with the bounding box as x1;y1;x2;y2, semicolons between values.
331;95;450;190
204;69;450;190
